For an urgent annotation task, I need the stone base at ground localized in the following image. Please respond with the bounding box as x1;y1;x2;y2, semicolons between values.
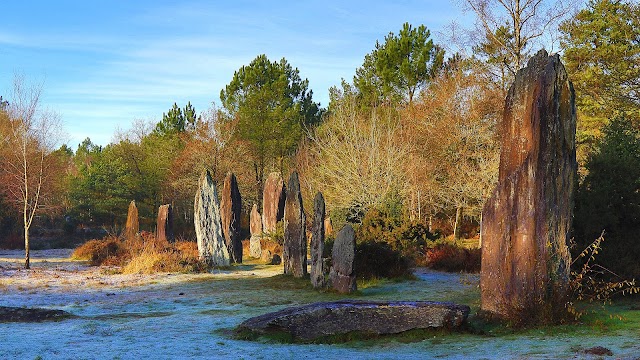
236;300;470;341
0;306;74;322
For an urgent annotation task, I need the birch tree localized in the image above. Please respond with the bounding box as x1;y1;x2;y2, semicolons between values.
0;76;62;269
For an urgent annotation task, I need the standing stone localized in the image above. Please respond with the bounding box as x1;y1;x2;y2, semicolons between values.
329;225;357;293
262;172;286;234
324;217;333;236
194;170;230;267
310;192;326;288
125;200;139;242
283;172;307;278
220;172;243;263
156;204;174;243
249;204;262;258
480;50;576;323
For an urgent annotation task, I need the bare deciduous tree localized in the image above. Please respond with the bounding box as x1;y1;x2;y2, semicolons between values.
0;75;62;269
463;0;575;74
405;63;501;239
303;98;409;216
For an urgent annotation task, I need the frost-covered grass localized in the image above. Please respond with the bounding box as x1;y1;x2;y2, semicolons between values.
0;250;639;359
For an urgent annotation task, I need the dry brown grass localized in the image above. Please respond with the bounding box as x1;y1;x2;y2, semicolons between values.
72;232;204;273
71;236;124;266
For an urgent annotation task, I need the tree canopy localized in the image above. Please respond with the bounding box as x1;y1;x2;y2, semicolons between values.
220;54;322;200
153;102;197;137
560;0;640;146
354;23;444;106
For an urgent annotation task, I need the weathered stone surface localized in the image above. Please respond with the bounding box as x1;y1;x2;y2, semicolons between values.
237;300;470;341
283;172;307;278
329;225;356;293
249;204;263;258
125;200;139;241
250;204;262;236
262;172;285;234
194;170;230;267
0;306;74;322
310;192;326;289
324;217;333;236
480;50;576;323
156;204;174;243
220;172;243;263
249;235;262;259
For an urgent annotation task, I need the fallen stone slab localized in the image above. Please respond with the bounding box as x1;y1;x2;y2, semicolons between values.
236;300;469;341
0;306;74;322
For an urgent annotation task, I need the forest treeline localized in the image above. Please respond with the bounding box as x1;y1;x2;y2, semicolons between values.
1;0;639;277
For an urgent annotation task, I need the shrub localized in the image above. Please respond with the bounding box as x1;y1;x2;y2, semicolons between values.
356;207;434;266
425;243;481;273
72;234;204;273
355;241;412;280
71;236;125;266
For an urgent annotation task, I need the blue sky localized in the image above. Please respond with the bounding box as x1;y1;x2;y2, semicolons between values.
0;1;474;148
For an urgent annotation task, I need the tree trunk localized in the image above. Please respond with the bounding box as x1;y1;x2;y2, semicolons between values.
453;206;463;241
478;212;483;249
24;227;30;269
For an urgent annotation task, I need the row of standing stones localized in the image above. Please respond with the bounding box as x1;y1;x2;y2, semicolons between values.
125;201;174;243
122;49;577;324
193;169;356;293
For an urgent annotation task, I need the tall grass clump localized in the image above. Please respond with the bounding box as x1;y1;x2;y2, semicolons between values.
72;231;204;273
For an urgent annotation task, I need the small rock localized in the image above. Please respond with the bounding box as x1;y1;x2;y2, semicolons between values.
584;346;613;356
0;306;74;323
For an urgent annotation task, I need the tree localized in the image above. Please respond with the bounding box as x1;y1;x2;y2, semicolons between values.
473;25;516;95
560;0;640;150
574;116;640;278
404;60;502;239
354;23;444;106
0;75;62;269
220;54;322;203
302;95;409;220
153;102;197;137
464;0;575;75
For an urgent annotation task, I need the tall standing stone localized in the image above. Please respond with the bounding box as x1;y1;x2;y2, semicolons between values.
324;217;333;236
262;172;285;234
156;204;174;243
125;200;139;242
329;225;357;293
249;204;262;258
283;171;307;277
220;172;243;263
194;170;230;267
480;50;576;323
310;192;326;288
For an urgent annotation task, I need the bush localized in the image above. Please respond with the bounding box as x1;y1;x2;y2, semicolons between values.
356;208;434;266
425;243;481;273
574;116;640;279
72;236;125;266
355;241;412;280
72;234;204;273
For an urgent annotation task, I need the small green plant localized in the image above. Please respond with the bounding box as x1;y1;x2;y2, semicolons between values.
263;221;285;245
